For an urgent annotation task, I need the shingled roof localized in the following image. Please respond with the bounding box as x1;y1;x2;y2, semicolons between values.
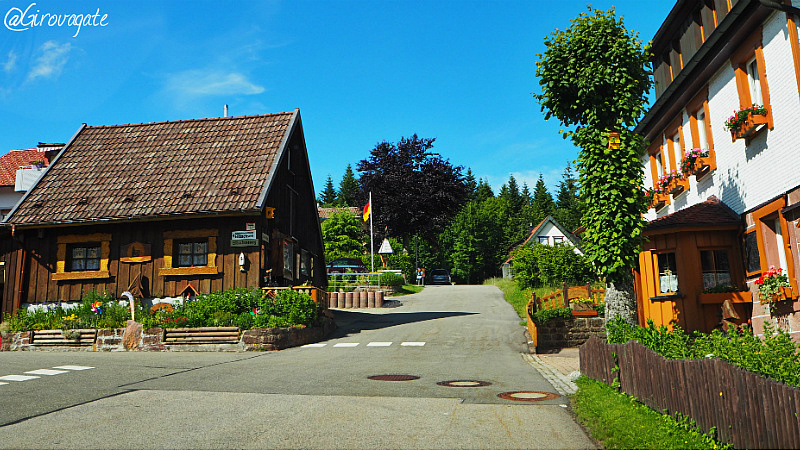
6;111;297;226
646;196;741;232
0;148;50;186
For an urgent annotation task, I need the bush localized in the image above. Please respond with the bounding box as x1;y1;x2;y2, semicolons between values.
532;306;573;323
379;272;405;287
512;243;595;289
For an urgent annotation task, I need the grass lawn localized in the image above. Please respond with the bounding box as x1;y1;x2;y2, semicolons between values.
391;284;424;296
484;277;555;320
572;376;732;449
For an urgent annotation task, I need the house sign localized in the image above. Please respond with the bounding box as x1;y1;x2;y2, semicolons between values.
231;230;259;247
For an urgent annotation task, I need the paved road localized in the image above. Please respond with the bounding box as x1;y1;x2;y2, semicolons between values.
0;285;595;449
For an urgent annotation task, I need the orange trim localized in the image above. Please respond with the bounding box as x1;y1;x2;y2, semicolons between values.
788;12;800;107
52;270;111;281
750;197;797;293
730;27;774;132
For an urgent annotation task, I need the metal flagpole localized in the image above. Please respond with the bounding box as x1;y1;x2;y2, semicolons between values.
369;191;374;273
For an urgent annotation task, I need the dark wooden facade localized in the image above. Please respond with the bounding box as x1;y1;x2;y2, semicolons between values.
0;111;325;314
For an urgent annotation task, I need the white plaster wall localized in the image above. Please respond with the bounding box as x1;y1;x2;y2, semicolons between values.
644;11;800;220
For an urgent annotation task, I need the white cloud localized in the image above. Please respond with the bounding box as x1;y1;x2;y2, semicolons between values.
27;41;72;82
3;51;17;73
165;70;265;98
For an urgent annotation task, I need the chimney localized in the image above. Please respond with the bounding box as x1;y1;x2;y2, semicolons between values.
224;104;229;117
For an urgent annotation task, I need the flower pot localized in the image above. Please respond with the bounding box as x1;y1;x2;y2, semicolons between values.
730;113;768;142
691;156;711;177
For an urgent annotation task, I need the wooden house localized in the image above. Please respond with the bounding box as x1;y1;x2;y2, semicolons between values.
0;110;326;315
636;0;800;340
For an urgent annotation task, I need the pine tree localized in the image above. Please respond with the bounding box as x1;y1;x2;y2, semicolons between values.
474;178;494;203
498;174;522;212
554;163;582;232
531;175;555;221
465;168;478;201
337;164;360;207
320;174;338;206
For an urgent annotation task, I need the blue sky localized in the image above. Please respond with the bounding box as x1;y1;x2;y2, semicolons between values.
0;0;675;196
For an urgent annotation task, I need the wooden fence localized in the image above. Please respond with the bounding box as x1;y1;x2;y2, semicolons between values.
580;335;800;449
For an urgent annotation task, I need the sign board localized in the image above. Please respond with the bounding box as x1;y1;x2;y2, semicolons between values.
246;222;256;231
378;238;393;254
231;230;258;247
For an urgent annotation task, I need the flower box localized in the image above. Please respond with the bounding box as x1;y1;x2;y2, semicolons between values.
691;156;711;177
652;192;669;210
730;113;768;142
698;291;752;305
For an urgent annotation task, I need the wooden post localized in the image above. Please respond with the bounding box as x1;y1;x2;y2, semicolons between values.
587;282;592;301
562;281;569;309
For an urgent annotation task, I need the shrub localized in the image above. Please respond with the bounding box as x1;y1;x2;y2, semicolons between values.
379;272;405;287
533;306;573;323
512;243;596;289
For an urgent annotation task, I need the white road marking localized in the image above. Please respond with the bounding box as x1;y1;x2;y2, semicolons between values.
25;369;69;376
332;343;360;347
301;343;327;348
401;342;426;347
52;365;94;371
0;375;40;382
366;342;392;347
0;382;8;385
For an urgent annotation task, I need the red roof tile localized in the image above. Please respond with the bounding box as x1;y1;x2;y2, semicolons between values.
8;112;295;225
646;196;741;231
0;148;49;186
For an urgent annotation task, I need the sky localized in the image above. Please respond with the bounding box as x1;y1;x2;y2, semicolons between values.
0;0;677;197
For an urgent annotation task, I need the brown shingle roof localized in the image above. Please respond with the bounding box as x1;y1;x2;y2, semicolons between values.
0;148;50;186
646;196;741;232
8;112;296;225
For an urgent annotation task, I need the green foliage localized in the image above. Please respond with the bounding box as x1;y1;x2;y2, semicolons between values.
319;174;338;206
379;272;405;287
511;245;540;289
337;164;360;207
321;210;367;263
530;175;554;221
512;243;595;289
484;277;533;320
439;199;507;283
554;162;582;233
260;289;319;327
2;291;127;332
606;319;800;388
573;376;733;449
532;306;573;323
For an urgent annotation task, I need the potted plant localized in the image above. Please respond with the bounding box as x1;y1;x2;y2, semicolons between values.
754;266;792;314
725;104;768;141
680;148;710;178
29;160;44;169
658;169;684;196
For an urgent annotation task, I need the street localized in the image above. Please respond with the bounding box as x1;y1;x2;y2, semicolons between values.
0;285;595;449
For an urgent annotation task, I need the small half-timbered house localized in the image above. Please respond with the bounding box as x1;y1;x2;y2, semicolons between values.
0;110;325;314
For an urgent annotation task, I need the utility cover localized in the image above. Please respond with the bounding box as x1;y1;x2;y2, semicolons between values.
378;238;393;254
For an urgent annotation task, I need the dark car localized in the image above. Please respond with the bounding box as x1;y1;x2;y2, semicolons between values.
326;258;368;274
430;268;452;285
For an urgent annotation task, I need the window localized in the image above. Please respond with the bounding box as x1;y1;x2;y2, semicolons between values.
747;198;797;293
538;237;549;245
744;231;762;275
53;233;111;280
655;150;664;175
553;236;564;244
687;88;717;175
657;252;679;294
701;250;732;289
696;109;708;150
159;229;219;276
731;28;773;133
176;240;208;267
69;244;101;271
746;57;762;105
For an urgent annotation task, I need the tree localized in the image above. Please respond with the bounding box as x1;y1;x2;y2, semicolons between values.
474;178;494;203
357;134;468;245
535;7;652;324
337;164;359;207
531;175;555;221
440;199;507;283
320;210;367;264
464;168;478;201
319;174;338;206
554;163;582;233
498;174;522;212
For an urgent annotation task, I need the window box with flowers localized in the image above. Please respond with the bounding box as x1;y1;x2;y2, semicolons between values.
644;187;669;211
754;266;794;314
725;104;768;142
680;148;710;178
658;169;685;196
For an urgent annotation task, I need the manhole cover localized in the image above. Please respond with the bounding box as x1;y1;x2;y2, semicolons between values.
368;374;420;381
437;380;492;387
497;391;560;402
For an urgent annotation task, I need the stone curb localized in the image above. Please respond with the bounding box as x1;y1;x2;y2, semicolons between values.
522;353;578;396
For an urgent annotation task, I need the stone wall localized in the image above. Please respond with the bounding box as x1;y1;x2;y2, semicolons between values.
536;315;606;350
0;318;336;352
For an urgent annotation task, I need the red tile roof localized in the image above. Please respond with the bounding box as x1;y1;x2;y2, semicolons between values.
646;196;741;232
0;148;49;186
8;112;296;225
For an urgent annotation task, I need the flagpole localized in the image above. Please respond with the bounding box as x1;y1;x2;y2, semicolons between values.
369;191;374;273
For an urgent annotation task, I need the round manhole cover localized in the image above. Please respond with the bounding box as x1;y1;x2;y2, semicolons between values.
368;374;420;381
437;380;492;387
497;391;560;402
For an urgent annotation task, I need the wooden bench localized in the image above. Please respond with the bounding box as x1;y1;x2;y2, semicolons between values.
31;329;97;346
164;327;240;344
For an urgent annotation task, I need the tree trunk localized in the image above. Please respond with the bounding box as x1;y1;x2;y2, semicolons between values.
603;279;637;325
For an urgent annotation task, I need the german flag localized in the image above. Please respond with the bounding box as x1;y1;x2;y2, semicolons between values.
362;200;371;222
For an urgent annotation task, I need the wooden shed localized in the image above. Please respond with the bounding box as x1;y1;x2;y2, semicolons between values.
0;110;325;314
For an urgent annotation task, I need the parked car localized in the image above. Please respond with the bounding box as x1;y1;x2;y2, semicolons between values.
326;258;368;274
430;268;452;285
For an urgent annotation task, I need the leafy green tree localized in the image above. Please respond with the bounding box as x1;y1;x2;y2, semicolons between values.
553;163;582;232
535;7;651;324
440;199;507;284
319;174;338;206
357;134;468;245
531;175;555;221
337;164;360;207
511;245;540;290
320;210;367;263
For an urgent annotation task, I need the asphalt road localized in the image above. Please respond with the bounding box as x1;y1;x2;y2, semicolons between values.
0;284;595;449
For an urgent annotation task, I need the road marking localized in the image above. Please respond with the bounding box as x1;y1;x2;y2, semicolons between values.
25;369;69;376
52;365;94;371
0;382;8;385
401;342;426;347
332;343;360;347
301;343;327;348
366;342;392;347
0;375;40;382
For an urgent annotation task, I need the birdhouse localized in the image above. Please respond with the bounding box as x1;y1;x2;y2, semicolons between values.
608;132;621;150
